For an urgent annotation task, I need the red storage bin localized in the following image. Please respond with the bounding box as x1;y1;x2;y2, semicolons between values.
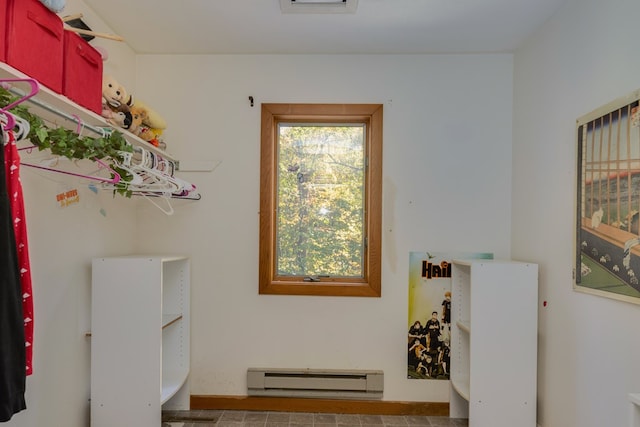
63;31;103;114
5;0;64;93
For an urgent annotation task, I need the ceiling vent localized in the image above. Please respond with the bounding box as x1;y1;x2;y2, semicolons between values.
280;0;359;14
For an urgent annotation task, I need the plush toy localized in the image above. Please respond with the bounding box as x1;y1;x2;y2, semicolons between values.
128;107;164;147
102;101;133;129
101;75;168;142
104;109;131;129
102;75;132;110
126;95;167;147
128;99;167;147
137;125;161;146
38;0;65;13
131;98;167;131
102;75;133;129
127;106;146;136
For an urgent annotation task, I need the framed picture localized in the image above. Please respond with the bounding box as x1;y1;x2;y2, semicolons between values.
575;88;640;304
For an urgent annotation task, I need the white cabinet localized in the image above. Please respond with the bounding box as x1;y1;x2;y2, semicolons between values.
91;255;190;427
450;259;538;427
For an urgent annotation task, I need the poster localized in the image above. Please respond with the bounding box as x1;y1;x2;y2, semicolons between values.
407;251;492;379
575;91;640;304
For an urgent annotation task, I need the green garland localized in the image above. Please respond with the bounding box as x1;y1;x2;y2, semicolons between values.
0;86;133;197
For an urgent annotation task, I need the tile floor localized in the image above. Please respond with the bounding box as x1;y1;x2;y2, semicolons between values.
161;410;468;427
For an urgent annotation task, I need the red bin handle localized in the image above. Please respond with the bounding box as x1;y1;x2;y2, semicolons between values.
27;11;63;40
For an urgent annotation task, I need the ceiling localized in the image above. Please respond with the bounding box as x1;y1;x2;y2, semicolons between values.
81;0;567;55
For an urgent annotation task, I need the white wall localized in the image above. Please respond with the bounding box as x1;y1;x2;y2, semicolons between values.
133;54;515;402
512;0;640;426
3;1;140;426
8;0;640;424
4;167;138;427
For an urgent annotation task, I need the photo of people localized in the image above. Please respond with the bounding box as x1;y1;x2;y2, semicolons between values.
407;251;492;380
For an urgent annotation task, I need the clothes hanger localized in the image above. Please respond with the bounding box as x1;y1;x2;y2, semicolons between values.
146;151;197;196
109;147;175;192
104;146;200;214
130;187;203;215
128;147;183;193
0;78;39;134
1;106;32;140
109;151;145;186
21;157;122;184
154;154;175;176
104;146;201;215
1;109;16;132
139;192;174;216
0;78;40;111
20;115;121;184
131;189;202;201
11;114;30;141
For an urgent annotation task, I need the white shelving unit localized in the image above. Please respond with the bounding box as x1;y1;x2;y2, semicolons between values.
450;259;538;427
0;61;177;162
91;255;190;427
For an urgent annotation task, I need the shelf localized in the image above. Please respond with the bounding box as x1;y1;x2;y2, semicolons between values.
452;259;474;267
162;368;189;404
162;314;183;330
630;393;640;406
91;255;191;425
451;377;470;402
456;320;471;334
0;61;176;162
450;260;539;427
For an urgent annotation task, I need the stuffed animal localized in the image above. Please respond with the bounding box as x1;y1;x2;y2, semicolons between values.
139;128;164;147
125;94;167;147
102;101;133;129
102;75;133;129
127;106;146;136
101;75;168;141
131;98;167;131
128;106;164;147
102;75;132;111
38;0;65;12
104;110;131;129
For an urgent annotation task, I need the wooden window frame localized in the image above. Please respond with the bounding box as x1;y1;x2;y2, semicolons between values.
259;103;383;297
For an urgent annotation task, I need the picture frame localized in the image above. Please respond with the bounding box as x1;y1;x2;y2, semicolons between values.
575;88;640;304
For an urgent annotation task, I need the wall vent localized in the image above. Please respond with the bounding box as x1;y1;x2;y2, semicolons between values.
279;0;359;14
247;368;383;400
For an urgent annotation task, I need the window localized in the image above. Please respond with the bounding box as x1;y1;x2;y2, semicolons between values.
259;103;383;296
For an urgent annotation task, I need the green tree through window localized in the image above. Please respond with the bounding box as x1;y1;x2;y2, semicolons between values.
260;104;382;297
276;124;365;278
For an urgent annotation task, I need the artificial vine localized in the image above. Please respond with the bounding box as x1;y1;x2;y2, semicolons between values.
0;86;133;197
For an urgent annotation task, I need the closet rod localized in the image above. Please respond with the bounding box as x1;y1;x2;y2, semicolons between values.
1;67;178;164
7;86;106;137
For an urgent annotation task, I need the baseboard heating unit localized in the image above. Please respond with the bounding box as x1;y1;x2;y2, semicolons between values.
247;368;384;400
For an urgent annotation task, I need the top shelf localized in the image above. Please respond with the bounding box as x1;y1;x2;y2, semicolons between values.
0;62;176;162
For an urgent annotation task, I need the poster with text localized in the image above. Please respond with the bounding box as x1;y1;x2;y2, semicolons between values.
407;251;493;379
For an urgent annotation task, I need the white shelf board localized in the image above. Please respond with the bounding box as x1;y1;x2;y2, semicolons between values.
451;377;470;402
456;320;471;334
162;314;182;329
178;159;221;172
162;368;189;404
95;254;188;262
0;62;176;162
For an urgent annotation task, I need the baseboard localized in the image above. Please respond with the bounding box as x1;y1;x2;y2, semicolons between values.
190;395;449;416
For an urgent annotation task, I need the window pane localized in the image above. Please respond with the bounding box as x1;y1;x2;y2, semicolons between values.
276;123;365;278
